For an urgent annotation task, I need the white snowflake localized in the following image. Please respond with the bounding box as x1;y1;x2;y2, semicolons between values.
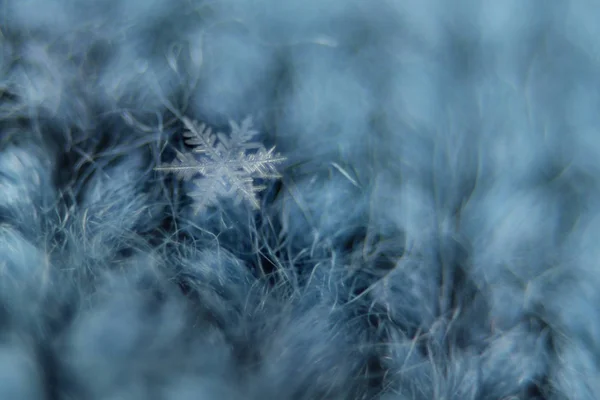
156;116;286;214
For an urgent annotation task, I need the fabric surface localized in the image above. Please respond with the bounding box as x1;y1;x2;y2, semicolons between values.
1;1;599;399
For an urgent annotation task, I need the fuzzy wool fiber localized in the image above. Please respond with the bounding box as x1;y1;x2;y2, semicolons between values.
1;1;599;399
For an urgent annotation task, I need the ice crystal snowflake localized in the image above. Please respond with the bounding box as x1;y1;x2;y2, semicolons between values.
155;116;286;214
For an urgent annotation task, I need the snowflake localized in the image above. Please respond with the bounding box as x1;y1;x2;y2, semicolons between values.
155;116;286;214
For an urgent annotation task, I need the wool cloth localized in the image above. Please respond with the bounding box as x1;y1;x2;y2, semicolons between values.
0;1;599;399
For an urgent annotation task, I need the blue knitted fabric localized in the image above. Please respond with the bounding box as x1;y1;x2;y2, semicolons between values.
0;1;598;399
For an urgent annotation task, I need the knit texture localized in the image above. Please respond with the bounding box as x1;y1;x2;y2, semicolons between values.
1;1;599;399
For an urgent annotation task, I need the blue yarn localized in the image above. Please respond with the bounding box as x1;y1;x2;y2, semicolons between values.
0;1;599;398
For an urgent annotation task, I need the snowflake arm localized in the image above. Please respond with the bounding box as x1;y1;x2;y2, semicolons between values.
187;176;228;214
226;116;259;149
154;150;212;180
181;118;224;161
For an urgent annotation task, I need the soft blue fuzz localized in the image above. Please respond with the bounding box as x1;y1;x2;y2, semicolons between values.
0;1;599;399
